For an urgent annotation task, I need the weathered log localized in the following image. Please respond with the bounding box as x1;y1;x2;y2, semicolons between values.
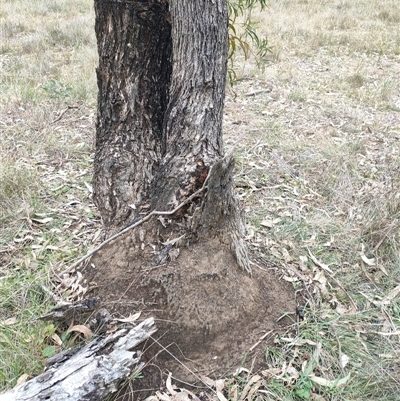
0;317;156;401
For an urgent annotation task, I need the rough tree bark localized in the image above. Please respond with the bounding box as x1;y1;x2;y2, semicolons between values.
93;0;172;228
93;0;249;271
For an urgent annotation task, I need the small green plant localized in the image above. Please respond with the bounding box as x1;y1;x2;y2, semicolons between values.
294;374;313;400
347;72;365;88
41;80;72;100
42;346;56;358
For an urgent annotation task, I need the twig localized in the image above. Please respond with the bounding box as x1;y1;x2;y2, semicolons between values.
60;167;213;275
307;248;333;274
50;106;79;125
249;330;273;352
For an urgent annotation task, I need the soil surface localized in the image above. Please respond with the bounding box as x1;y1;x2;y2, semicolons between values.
82;220;296;399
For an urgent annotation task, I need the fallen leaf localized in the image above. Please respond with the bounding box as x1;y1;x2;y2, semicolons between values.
200;375;215;387
114;311;141;324
261;367;282;378
156;391;171;401
228;384;238;401
340;354;350;369
51;333;63;346
31;217;53;224
360;284;400;307
215;379;225;393
172;390;200;401
281;338;317;346
260;219;273;228
281;247;292;262
313;341;322;362
170;394;186;401
233;367;251;376
376;331;400;336
92;229;102;242
66;325;93;339
309;373;350;388
360;253;375;266
1;316;18;326
379;352;400;359
144;396;159;401
286;366;299;377
323;236;335;247
46;245;60;251
308;249;333;274
217;391;228;401
166;373;177;395
299;255;308;271
335;303;348;315
378;264;389;276
239;375;262;401
270;247;282;259
360;244;375;266
13;235;34;243
246;380;263;400
313;270;327;285
283;275;298;283
382;284;400;304
16;374;30;386
84;181;93;193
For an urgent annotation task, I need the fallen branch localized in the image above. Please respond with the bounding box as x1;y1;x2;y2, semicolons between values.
0;317;156;401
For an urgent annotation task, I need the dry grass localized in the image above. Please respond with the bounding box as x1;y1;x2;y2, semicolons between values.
0;0;99;389
1;0;400;399
223;0;400;398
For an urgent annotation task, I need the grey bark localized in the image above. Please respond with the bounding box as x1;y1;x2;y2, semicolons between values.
0;318;156;401
93;0;172;228
150;0;228;209
92;0;250;271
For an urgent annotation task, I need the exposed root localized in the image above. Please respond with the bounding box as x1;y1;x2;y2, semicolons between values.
197;155;251;274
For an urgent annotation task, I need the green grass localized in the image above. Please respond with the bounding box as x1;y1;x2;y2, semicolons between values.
0;271;54;388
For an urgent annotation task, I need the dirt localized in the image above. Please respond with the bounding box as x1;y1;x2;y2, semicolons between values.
82;219;296;399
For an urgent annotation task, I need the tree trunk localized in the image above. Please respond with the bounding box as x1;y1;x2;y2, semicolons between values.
93;0;249;271
150;0;227;208
93;0;172;228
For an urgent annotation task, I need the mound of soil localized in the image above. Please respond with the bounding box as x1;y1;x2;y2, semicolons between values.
82;227;295;397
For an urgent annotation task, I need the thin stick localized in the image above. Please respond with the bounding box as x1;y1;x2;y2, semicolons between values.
249;329;273;352
50;106;79;125
60;168;212;275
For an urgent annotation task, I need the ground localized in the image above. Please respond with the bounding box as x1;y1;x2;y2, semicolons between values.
82;225;296;396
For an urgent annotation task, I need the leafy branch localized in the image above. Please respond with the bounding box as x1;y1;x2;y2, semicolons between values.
228;0;271;83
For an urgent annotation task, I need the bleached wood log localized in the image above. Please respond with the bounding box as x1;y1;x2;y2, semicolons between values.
0;317;156;401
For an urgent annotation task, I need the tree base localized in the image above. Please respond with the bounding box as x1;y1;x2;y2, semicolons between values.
83;232;295;385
